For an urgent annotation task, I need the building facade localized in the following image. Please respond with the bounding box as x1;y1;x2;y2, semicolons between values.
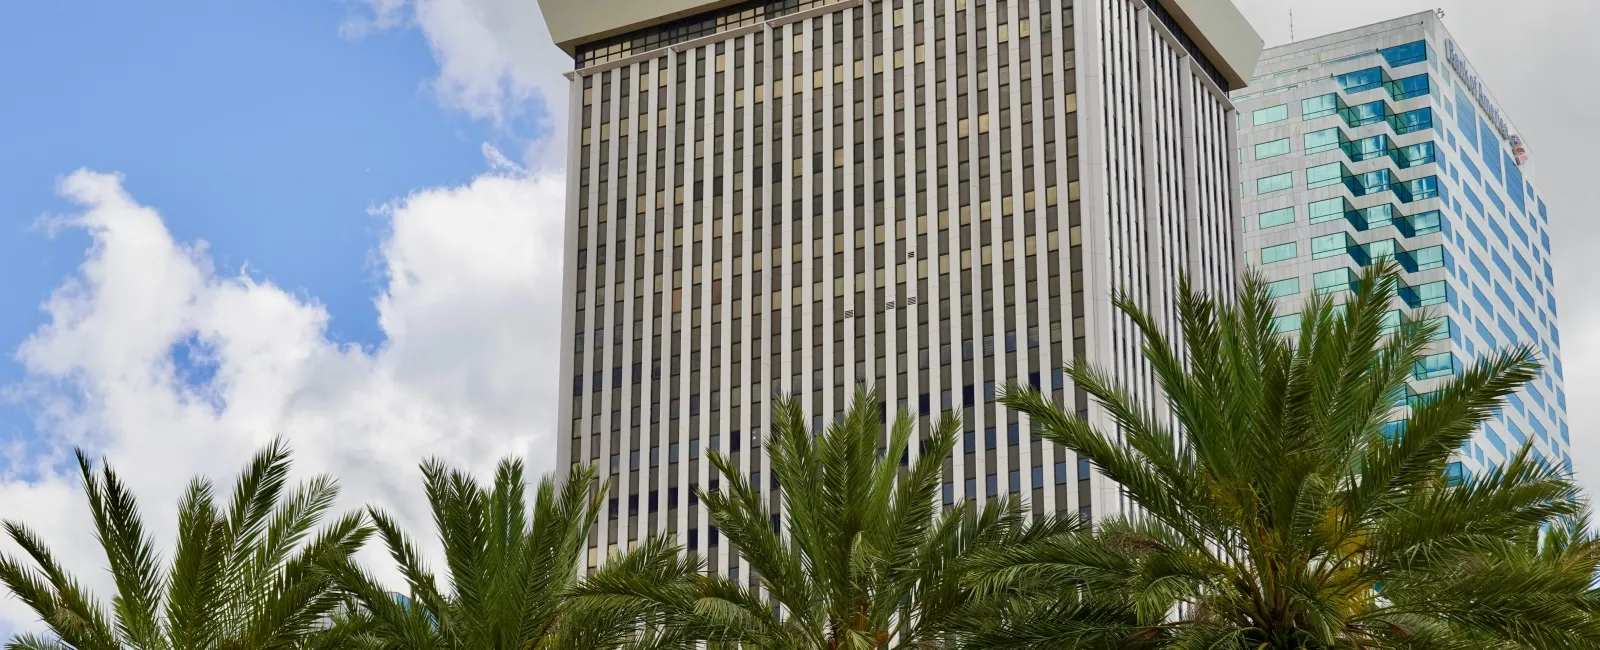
542;0;1261;576
1233;12;1569;482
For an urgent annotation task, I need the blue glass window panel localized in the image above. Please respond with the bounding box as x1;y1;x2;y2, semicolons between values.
1407;245;1446;271
1272;313;1302;333
1302;93;1340;119
1307;162;1344;189
1504;159;1526;213
1492;251;1513;278
1257;172;1293;195
1399;176;1438;202
1513;250;1531;275
1344;134;1389;161
1405;280;1449;307
1255;138;1291;159
1381;41;1427;67
1313;268;1357;294
1337;67;1385;93
1311;233;1351;259
1487;219;1508;245
1539;198;1548;219
1474;318;1497;348
1481;120;1503;181
1266;277;1301;298
1359;204;1396;229
1304;127;1342;154
1415;352;1456;380
1463;185;1484;216
1455;89;1478;147
1460;155;1481;183
1343;101;1386;127
1485;187;1506;216
1365;239;1399;263
1484;427;1507;455
1471;256;1493;280
1404;210;1442;236
1444;462;1467;486
1309;197;1348;223
1258;206;1295;229
1253;104;1289;125
1260;242;1298;264
1396;141;1435;168
1390;107;1433;134
1388;73;1429;100
1349;169;1393;196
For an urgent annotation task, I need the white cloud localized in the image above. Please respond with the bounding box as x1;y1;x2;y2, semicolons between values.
0;158;568;634
340;0;573;167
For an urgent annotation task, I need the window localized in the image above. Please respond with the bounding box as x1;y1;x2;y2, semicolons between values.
1406;245;1446;271
1380;41;1428;68
1405;210;1442;235
1313;268;1357;294
1260;242;1298;264
1255;138;1291;160
1252;104;1288;125
1414;352;1456;380
1302;93;1340;120
1390;107;1432;134
1258;207;1295;229
1400;176;1439;202
1335;67;1384;93
1396;141;1436;168
1272;313;1302;333
1342;100;1386;127
1306;162;1344;189
1311;233;1351;259
1256;172;1293;195
1304;127;1341;154
1266;277;1301;298
1387;73;1429;101
1443;461;1467;486
1309;197;1348;224
1404;280;1449;307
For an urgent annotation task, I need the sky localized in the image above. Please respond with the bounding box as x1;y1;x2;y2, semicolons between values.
0;0;1596;637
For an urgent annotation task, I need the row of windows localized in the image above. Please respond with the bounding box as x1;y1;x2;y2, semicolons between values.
1254;167;1438;202
1265;272;1448;307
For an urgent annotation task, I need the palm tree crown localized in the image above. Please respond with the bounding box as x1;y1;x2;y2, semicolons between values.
977;262;1600;649
327;458;625;649
578;389;1072;649
0;439;370;650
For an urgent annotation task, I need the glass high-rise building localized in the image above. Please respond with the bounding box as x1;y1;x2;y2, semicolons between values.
1233;12;1569;482
541;0;1262;574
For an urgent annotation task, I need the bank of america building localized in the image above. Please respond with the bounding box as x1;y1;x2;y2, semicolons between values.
1233;12;1569;482
541;0;1262;574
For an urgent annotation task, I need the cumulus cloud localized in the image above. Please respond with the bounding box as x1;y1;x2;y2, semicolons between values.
340;0;573;167
0;157;568;634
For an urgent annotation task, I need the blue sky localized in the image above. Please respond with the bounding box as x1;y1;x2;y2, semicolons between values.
0;0;520;439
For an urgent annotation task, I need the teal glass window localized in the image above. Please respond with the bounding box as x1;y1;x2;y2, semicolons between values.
1272;313;1302;333
1424;316;1452;341
1350;169;1392;196
1405;210;1442;235
1266;277;1301;298
1390;107;1433;134
1309;197;1349;224
1344;135;1389;161
1388;73;1430;101
1381;41;1428;68
1405;280;1449;307
1395;141;1436;168
1257;172;1293;195
1255;138;1291;159
1260;242;1298;264
1253;104;1289;125
1364;239;1399;263
1304;127;1341;154
1302;94;1340;120
1358;204;1397;229
1443;461;1467;486
1336;67;1385;93
1307;162;1345;189
1399;176;1439;201
1258;206;1296;229
1311;233;1352;259
1407;244;1446;271
1379;309;1403;335
1343;101;1386;127
1313;268;1357;294
1414;352;1456;380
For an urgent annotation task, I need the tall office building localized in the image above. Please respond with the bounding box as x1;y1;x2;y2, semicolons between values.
1233;12;1570;481
541;0;1261;574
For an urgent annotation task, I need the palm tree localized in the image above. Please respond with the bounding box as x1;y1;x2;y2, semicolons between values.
972;261;1600;649
325;458;632;649
0;439;371;649
574;388;1073;649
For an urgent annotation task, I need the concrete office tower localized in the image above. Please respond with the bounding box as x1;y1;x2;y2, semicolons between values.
1234;12;1569;483
541;0;1262;575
